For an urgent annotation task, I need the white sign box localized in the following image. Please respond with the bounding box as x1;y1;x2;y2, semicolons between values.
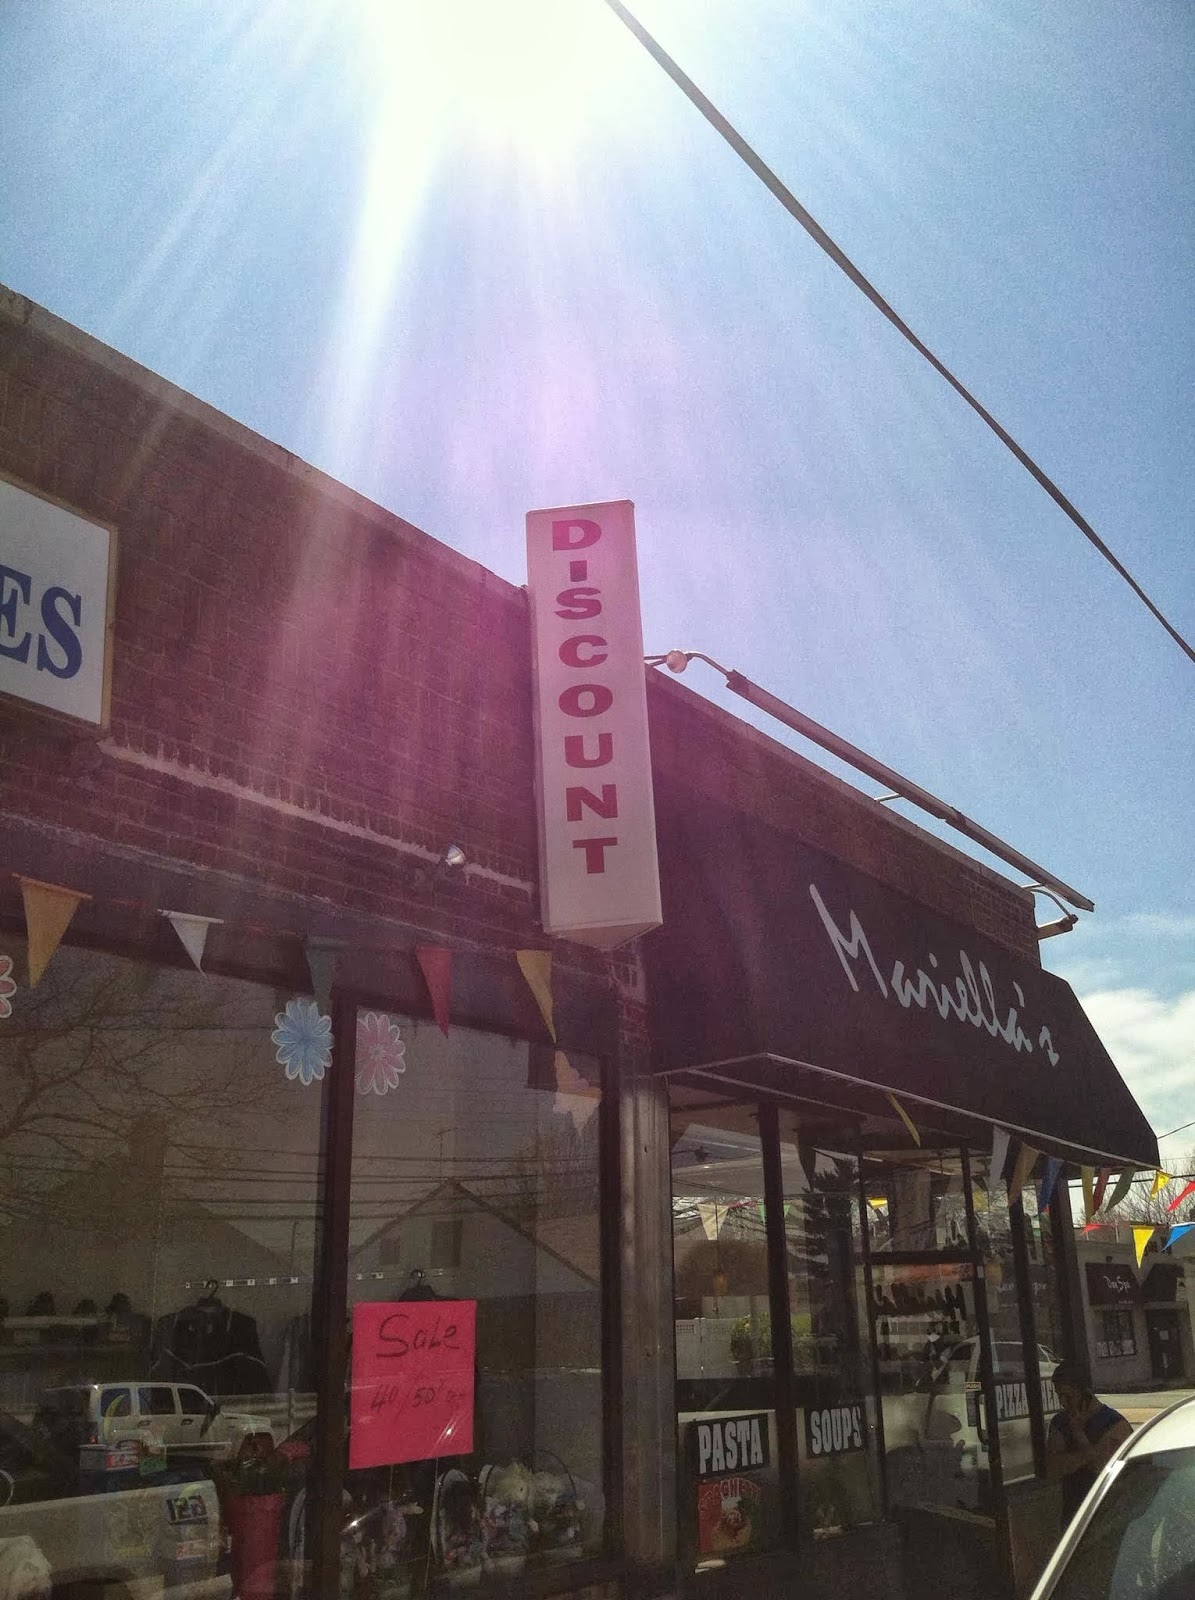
526;500;662;949
0;475;116;727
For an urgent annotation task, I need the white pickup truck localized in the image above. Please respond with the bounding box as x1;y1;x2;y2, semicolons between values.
0;1481;229;1600
0;1413;230;1600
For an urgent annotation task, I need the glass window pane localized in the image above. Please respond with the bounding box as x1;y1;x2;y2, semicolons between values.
873;1259;994;1513
140;1386;178;1417
672;1099;783;1568
780;1137;881;1539
342;1014;604;1590
0;936;326;1595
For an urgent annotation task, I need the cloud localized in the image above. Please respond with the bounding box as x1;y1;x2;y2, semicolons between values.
1076;986;1195;1167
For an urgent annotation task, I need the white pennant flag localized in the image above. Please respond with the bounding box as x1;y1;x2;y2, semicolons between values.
163;912;222;972
696;1201;723;1242
991;1126;1011;1188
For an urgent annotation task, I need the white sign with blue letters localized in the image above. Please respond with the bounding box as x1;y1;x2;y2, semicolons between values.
0;475;115;726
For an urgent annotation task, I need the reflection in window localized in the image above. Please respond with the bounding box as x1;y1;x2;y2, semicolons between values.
342;1016;604;1590
670;1104;783;1566
781;1140;880;1540
862;1151;970;1253
0;936;324;1595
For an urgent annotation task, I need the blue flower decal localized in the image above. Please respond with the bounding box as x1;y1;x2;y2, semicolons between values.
272;997;332;1086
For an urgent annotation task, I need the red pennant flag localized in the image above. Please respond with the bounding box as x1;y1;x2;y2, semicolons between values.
1167;1180;1195;1214
415;946;453;1036
1092;1167;1112;1212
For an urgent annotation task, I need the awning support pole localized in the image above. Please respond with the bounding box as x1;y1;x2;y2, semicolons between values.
648;651;1094;913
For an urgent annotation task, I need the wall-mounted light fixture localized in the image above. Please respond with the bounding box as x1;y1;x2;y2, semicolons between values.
408;844;469;892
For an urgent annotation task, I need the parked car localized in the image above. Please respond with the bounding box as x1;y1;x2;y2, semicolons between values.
33;1381;274;1468
1030;1394;1195;1598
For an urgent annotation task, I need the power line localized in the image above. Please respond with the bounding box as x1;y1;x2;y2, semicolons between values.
601;0;1195;667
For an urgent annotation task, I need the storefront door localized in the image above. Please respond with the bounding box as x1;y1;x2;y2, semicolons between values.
1147;1309;1184;1382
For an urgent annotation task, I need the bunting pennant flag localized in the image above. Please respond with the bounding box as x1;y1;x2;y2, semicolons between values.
1133;1225;1157;1268
696;1201;722;1242
1038;1156;1064;1212
303;937;342;1015
1107;1168;1137;1212
886;1093;921;1147
1081;1166;1095;1222
991;1126;1011;1188
415;945;453;1036
757;1201;767;1225
163;911;222;972
1167;1180;1195;1214
1092;1167;1112;1212
1151;1170;1172;1198
1081;1221;1102;1234
1165;1224;1195;1252
553;1051;600;1132
516;949;556;1041
20;878;89;986
1007;1143;1038;1203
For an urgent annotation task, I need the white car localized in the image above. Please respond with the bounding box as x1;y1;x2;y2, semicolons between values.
35;1381;274;1466
1030;1394;1195;1598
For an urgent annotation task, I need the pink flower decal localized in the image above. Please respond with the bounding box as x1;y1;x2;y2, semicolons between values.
0;952;14;1019
356;1011;406;1096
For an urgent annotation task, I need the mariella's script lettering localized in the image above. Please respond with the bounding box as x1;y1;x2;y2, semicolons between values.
808;884;1060;1066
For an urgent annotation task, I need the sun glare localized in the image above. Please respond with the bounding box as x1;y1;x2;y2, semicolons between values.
360;0;628;163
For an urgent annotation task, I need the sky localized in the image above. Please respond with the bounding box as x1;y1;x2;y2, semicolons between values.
0;0;1191;1165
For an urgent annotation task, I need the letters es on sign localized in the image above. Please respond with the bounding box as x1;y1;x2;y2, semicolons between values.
525;500;662;949
349;1299;476;1469
694;1412;770;1478
804;1402;865;1458
0;475;116;727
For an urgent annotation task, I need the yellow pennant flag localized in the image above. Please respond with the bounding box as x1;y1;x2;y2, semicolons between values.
1151;1170;1172;1198
20;878;89;986
1007;1143;1038;1203
516;949;556;1041
1133;1225;1157;1267
553;1050;600;1132
886;1093;921;1147
1081;1166;1096;1221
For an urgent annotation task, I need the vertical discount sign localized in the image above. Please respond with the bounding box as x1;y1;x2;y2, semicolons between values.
349;1300;476;1470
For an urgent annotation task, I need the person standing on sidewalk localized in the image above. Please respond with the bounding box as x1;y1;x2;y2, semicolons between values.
1046;1359;1132;1526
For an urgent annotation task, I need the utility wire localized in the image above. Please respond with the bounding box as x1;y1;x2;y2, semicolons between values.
601;0;1195;667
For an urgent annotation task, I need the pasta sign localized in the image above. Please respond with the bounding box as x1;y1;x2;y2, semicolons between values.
526;501;662;949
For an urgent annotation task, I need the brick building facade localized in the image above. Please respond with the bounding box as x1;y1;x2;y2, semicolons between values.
0;285;1156;1600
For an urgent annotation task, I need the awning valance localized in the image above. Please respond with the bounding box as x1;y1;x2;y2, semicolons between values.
643;796;1158;1169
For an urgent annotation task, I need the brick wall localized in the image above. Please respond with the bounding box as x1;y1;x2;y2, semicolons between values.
0;283;1038;972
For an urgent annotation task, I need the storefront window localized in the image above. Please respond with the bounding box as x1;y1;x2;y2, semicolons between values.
862;1150;970;1253
779;1138;880;1541
971;1159;1063;1483
671;1102;783;1568
341;1013;605;1592
0;935;325;1597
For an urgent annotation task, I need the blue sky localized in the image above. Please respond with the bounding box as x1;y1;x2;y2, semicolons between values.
1;0;1191;1162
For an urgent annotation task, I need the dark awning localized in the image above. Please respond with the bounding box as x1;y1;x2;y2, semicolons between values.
1141;1263;1182;1304
1086;1262;1139;1307
643;796;1158;1169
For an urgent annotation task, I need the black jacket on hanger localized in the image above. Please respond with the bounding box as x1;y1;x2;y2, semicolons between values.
151;1291;268;1395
